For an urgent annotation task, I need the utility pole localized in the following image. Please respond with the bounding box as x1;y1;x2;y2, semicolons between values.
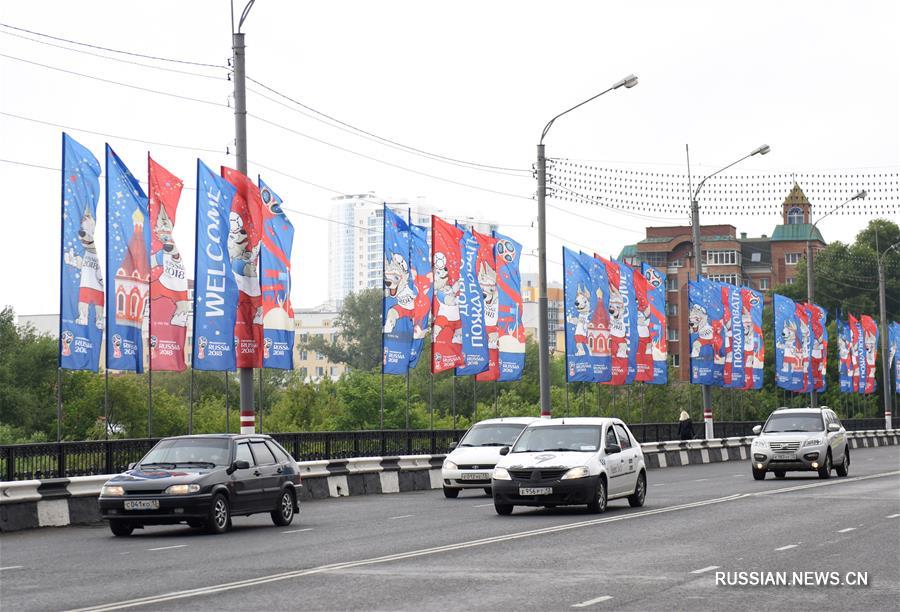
877;240;899;429
233;0;255;434
806;238;817;408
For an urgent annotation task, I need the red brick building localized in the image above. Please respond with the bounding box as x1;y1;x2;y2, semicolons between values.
619;184;824;381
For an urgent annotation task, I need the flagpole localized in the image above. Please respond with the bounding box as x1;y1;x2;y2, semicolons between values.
148;367;153;438
104;143;110;442
405;370;410;430
147;151;152;439
472;377;477;421
225;371;230;433
429;371;434;430
104;368;109;441
565;381;569;417
57;133;64;445
494;381;498;417
452;375;457;429
57;367;62;443
258;367;264;434
380;204;386;431
189;366;194;435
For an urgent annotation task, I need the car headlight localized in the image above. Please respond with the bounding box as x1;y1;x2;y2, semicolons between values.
561;466;590;480
803;439;822;447
164;484;201;495
443;460;458;470
752;438;768;448
492;467;511;480
101;485;125;496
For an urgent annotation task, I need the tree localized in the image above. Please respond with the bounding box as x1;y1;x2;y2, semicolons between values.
306;289;382;372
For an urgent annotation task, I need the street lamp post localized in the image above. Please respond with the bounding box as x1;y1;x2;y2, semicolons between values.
877;240;899;430
690;144;770;439
536;74;638;417
806;190;866;408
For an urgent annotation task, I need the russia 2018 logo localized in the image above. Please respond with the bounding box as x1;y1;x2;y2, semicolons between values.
496;239;517;264
264;337;272;359
112;334;122;359
61;330;74;356
383;347;388;366
149;335;158;357
198;336;208;360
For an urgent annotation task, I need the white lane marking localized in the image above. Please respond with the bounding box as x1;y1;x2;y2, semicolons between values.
282;528;313;534
147;545;187;552
651;483;666;487
67;469;900;612
694;479;709;482
473;503;494;508
775;544;798;551
0;566;24;571
887;513;900;518
732;474;744;478
837;527;856;533
572;595;612;607
389;514;414;520
691;565;720;574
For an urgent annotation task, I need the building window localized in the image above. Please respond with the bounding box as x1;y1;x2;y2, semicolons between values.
316;367;324;377
750;252;761;263
785;252;802;265
641;252;667;268
707;273;739;285
667;328;679;342
787;206;803;225
668;258;683;268
671;353;680;367
330;367;339;377
300;351;308;360
666;277;679;292
786;277;795;285
667;303;678;317
298;367;308;379
758;277;769;290
706;250;738;266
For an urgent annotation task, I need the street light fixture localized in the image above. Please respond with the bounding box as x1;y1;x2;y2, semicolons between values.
876;239;899;430
806;189;866;408
536;74;638;418
690;144;770;439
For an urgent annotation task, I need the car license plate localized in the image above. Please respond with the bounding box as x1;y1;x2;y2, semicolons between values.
774;453;795;461
124;500;159;511
460;473;491;480
519;487;552;495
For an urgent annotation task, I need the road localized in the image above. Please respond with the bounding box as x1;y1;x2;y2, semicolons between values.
1;446;898;611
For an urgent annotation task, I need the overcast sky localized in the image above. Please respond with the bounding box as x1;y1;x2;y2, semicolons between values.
1;0;897;316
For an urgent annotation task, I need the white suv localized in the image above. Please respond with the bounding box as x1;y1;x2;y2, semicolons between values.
751;407;849;480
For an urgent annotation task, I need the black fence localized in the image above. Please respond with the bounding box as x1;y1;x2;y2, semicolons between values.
0;418;888;481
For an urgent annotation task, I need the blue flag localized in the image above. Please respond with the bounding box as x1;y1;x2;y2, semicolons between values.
581;253;612;383
408;222;432;370
688;280;723;385
455;228;489;376
258;178;295;370
641;263;667;385
891;321;900;394
725;283;745;389
837;313;852;393
105;145;150;373
382;206;414;374
59;133;103;371
494;232;525;382
563;248;594;382
774;294;804;391
192;160;238;371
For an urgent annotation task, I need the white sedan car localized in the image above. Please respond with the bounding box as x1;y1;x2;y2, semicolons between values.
441;417;538;498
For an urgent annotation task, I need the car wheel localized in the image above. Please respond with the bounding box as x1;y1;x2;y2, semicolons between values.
442;486;460;498
628;472;646;508
271;489;295;527
835;447;849;477
773;470;786;479
817;452;832;479
587;477;608;514
483;487;493;496
752;467;766;480
109;519;134;537
494;501;513;515
206;493;231;534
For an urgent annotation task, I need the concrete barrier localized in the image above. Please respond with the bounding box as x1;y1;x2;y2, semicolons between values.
2;429;897;533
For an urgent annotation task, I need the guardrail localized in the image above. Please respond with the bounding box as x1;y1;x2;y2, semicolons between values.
0;419;887;481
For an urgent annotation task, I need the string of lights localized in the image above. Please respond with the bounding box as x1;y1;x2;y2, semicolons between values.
546;180;688;222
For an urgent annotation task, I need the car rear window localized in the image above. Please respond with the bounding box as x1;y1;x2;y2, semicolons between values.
236;442;254;465
613;424;632;449
266;440;292;463
251;441;277;465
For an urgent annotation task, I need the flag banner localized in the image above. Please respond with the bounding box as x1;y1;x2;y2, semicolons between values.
641;263;667;385
774;293;804;391
837;315;853;393
59;133;103;371
891;321;900;394
474;229;501;382
563;248;594;382
105;145;150;373
494;232;525;382
456;228;489;376
258;178;295;370
794;303;811;393
597;255;633;385
148;156;187;372
688;280;723;386
431;216;464;373
408;222;432;370
382;206;414;375
583;253;612;383
221;167;263;369
619;261;639;384
860;314;878;394
848;313;862;393
740;288;764;390
808;303;827;392
723;283;745;389
192;160;238;371
632;270;653;382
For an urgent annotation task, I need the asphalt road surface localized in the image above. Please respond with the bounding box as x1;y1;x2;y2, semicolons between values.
2;446;898;611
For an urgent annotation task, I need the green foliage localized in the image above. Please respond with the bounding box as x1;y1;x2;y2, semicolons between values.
305;288;382;372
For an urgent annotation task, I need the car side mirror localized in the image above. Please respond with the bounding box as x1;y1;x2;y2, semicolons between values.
227;459;251;475
448;441;458;452
604;444;621;455
827;423;840;432
499;447;510;456
752;425;762;435
127;462;136;470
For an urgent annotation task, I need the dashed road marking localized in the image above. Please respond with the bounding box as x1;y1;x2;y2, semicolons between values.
572;595;612;607
694;479;709;482
0;566;24;571
837;527;856;533
147;545;187;552
473;503;494;507
691;566;720;574
282;528;313;534
775;544;798;551
389;515;414;520
887;513;900;518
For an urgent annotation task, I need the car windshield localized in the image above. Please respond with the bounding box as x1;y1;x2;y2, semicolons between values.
763;414;825;433
511;425;601;453
459;423;529;447
139;438;231;467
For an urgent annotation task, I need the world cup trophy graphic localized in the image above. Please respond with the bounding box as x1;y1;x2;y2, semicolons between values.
61;330;74;357
149;335;158;359
198;336;208;360
112;334;122;359
264;337;272;360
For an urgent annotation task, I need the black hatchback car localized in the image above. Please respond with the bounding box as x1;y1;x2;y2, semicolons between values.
98;434;301;536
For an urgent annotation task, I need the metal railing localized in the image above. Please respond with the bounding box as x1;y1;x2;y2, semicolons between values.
0;419;887;481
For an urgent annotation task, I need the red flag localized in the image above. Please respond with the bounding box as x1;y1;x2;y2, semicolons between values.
221;167;264;368
474;229;500;382
632;270;653;382
860;315;878;394
148;156;187;371
848;312;861;392
431;216;464;373
596;254;627;385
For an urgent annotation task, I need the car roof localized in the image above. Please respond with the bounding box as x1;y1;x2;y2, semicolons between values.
161;434;274;441
470;417;539;426
525;417;620;427
769;407;828;415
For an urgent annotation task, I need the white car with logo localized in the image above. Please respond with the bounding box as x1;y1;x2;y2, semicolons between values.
750;407;849;480
491;417;646;515
441;417;538;498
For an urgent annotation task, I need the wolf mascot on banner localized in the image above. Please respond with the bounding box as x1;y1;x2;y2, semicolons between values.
65;208;104;329
384;253;416;333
